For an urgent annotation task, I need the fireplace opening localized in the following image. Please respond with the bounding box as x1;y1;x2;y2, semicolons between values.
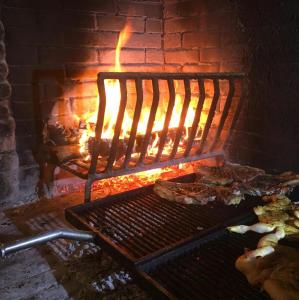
1;1;299;299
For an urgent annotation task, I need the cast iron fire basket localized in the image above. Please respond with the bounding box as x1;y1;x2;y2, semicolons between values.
53;72;246;202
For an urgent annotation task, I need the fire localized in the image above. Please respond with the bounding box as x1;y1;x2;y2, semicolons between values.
78;23;205;163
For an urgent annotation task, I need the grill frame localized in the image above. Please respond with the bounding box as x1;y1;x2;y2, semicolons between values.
134;228;270;300
65;173;263;265
57;72;246;202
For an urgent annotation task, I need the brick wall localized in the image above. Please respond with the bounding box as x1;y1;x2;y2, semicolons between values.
5;0;297;201
226;0;299;172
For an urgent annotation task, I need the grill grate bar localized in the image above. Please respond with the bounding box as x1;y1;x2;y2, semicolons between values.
124;78;143;168
197;79;220;155
92;207;160;254
138;78;160;164
210;79;235;151
184;79;205;157
169;79;191;159
155;79;176;162
106;79;128;171
114;201;179;246
101;204;170;249
87;209;149;257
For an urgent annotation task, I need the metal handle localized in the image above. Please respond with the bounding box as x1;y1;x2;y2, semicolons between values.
0;229;95;258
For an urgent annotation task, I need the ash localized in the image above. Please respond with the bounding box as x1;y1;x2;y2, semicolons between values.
91;271;132;293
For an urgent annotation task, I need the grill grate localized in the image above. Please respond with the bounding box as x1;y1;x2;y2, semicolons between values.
66;183;262;263
139;231;270;300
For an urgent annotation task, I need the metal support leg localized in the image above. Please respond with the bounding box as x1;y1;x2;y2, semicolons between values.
84;176;94;203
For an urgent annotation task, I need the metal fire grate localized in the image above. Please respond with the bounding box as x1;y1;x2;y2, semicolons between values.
136;230;270;300
58;72;246;202
65;175;262;264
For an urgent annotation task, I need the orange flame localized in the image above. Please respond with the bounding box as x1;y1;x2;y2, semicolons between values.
115;24;132;71
78;22;205;161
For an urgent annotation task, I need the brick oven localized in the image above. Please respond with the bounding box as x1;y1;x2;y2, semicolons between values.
1;1;299;299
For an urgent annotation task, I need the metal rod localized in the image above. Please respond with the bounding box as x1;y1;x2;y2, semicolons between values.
0;229;95;258
155;79;176;162
210;79;235;151
197;79;220;155
224;78;247;149
106;79;127;171
89;77;107;174
184;79;205;157
124;78;143;168
98;72;245;80
138;78;160;164
170;79;191;159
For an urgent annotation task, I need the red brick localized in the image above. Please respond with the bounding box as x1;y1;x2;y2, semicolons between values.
119;1;162;18
182;63;220;72
164;3;178;19
164;17;199;33
65;81;98;98
146;49;163;64
200;48;223;63
40;47;97;64
220;62;244;72
221;31;246;47
146;19;162;33
120;65;164;72
100;49;145;64
98;16;144;32
222;46;245;63
126;33;161;48
63;0;115;13
66;65;114;79
64;31;118;47
6;45;38;65
2;7;37;27
164;64;182;72
165;50;199;64
183;31;220;48
164;33;181;49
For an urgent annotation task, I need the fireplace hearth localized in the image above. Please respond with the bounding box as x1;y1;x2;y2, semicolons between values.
1;1;299;300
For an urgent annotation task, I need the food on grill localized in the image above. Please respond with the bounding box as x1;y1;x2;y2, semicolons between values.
242;173;299;196
153;180;216;205
196;162;265;185
227;223;277;234
236;245;299;300
257;227;285;248
153;180;245;205
214;186;244;205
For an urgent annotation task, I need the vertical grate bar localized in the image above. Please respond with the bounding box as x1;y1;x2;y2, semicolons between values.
90;77;107;174
210;79;235;151
197;79;220;155
224;79;247;149
124;78;143;168
106;79;127;171
184;79;205;157
170;79;191;159
138;78;160;164
155;79;176;162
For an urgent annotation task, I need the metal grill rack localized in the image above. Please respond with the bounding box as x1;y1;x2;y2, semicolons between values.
58;72;246;202
137;230;270;300
65;175;262;264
